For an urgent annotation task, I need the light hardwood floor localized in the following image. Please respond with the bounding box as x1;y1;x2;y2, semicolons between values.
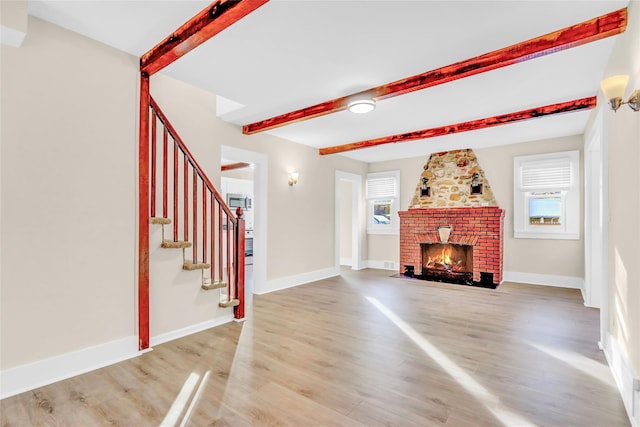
1;268;630;426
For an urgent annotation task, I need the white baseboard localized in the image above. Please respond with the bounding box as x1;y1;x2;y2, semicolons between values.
150;314;234;347
502;271;584;290
340;257;353;266
350;261;367;271
604;333;640;427
258;267;340;295
364;260;398;271
0;336;139;399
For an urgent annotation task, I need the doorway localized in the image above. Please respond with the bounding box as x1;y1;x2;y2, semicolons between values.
335;171;362;270
584;108;609;346
221;146;268;301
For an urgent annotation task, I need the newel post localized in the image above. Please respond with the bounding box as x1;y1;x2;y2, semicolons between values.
138;72;150;350
235;207;246;320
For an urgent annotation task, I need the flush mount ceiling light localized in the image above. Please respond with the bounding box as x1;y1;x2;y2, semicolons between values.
600;75;639;112
347;98;376;114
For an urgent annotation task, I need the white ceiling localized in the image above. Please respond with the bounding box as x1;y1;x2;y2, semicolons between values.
29;0;629;163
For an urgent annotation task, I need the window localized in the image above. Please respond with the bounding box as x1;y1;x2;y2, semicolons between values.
366;171;400;234
514;150;579;239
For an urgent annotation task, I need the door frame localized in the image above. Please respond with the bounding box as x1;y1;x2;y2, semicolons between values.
221;145;268;297
335;171;363;270
584;107;609;346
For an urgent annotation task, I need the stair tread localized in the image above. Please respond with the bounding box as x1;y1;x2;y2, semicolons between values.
219;298;240;308
161;240;192;249
201;281;227;291
183;260;211;271
149;217;172;225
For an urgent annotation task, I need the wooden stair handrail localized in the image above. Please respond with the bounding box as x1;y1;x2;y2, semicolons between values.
149;96;238;222
145;95;246;343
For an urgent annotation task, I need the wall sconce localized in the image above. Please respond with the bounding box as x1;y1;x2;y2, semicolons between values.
600;75;639;112
420;177;430;197
470;172;483;194
288;171;299;186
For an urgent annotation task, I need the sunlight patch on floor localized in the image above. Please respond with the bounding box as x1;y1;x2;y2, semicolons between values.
180;370;211;427
614;247;629;343
366;296;539;427
218;322;253;414
526;341;615;388
159;370;213;426
160;372;201;427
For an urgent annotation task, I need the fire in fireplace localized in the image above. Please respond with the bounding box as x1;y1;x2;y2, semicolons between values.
421;243;473;285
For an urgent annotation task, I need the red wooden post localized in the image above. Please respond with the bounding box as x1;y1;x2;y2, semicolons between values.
226;216;231;293
162;128;168;217
203;186;207;263
173;139;178;241
150;113;157;217
218;205;223;283
184;156;188;242
138;72;150;350
193;168;198;262
234;207;245;319
211;193;216;279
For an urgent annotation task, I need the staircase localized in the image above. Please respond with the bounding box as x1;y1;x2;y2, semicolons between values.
139;94;245;350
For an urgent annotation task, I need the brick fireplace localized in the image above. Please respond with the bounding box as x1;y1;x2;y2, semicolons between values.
399;207;505;287
400;149;504;287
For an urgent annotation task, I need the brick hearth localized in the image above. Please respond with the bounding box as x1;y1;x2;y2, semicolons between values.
399;206;505;286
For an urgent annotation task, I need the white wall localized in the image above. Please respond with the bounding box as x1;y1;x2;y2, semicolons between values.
1;17;138;369
598;2;640;422
477;136;585;281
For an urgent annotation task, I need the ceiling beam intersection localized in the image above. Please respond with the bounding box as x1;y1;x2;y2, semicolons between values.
140;0;269;75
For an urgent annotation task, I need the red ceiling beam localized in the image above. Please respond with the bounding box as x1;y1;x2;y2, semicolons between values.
243;8;626;135
140;0;269;75
318;97;596;156
221;162;251;171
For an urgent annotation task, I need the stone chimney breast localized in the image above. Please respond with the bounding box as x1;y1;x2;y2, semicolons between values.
410;149;497;208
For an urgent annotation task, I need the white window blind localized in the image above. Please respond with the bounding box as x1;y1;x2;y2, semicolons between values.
367;177;396;199
520;159;572;189
513;150;579;240
365;170;400;235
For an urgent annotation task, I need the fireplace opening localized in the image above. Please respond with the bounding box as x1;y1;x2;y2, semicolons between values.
420;243;473;285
